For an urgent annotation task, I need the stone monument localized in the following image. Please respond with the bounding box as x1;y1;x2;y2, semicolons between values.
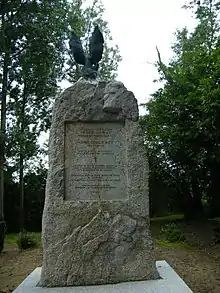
40;79;159;287
13;25;194;293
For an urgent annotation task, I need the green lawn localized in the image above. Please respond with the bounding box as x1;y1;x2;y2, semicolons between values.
5;232;41;247
151;213;184;222
4;214;184;247
156;239;193;249
5;213;218;249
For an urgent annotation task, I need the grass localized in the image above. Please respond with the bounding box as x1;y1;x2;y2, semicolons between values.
151;213;184;222
5;213;216;249
151;214;220;223
156;239;193;249
33;232;41;245
5;232;41;247
5;233;19;245
209;217;220;222
3;214;184;247
5;232;192;250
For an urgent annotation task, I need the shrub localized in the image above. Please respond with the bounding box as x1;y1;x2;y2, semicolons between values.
160;222;185;243
16;230;38;250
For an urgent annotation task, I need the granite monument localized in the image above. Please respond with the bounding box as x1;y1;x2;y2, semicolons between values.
40;79;159;287
40;24;159;287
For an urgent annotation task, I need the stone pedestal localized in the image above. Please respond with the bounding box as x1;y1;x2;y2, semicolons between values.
40;79;159;287
13;261;194;293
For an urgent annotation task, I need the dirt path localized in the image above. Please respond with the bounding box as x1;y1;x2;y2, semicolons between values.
0;245;220;293
155;245;220;293
0;248;42;292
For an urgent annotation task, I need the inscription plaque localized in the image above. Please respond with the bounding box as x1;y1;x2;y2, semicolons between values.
64;122;126;201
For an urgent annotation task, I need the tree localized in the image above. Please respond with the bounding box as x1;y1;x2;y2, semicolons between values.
0;1;73;236
4;165;47;233
142;0;220;219
0;0;121;250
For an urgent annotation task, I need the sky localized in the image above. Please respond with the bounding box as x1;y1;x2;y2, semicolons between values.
100;0;197;114
59;0;198;115
41;0;198;157
62;0;196;114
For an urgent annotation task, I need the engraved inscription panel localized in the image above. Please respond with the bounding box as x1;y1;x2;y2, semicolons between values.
64;122;126;201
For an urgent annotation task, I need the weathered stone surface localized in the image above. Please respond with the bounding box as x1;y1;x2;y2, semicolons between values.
40;79;159;287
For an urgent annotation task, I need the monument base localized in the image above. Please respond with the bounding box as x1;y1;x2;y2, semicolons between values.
13;261;193;293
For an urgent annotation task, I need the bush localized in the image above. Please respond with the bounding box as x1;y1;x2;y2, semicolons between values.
160;222;185;242
16;230;38;250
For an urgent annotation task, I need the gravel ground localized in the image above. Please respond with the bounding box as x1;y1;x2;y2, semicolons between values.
0;244;220;293
155;245;220;293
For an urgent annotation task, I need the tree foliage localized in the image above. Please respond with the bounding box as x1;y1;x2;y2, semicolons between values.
0;0;121;235
1;0;121;173
142;0;220;218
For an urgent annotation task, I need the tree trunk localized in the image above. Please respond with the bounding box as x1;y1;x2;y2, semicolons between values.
207;164;220;218
19;88;26;231
0;50;9;252
19;153;24;231
183;179;204;221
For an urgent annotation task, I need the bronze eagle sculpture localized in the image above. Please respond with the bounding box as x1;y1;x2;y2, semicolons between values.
69;25;104;79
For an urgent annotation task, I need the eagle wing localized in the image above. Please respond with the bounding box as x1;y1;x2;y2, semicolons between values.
69;31;86;65
89;25;104;65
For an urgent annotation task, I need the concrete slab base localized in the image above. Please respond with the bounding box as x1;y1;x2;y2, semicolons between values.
13;261;193;293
